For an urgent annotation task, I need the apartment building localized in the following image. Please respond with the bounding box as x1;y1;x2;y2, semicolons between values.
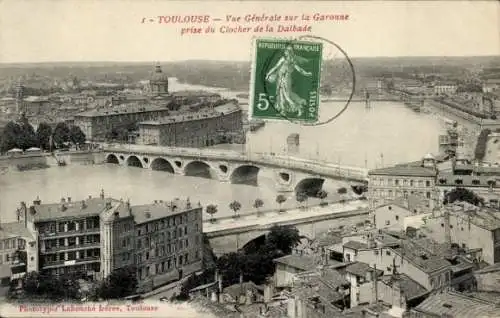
11;191;203;292
131;198;203;292
368;154;439;210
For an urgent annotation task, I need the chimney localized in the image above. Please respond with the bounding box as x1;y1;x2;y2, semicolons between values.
60;204;67;212
33;196;41;205
145;211;151;219
105;200;112;210
60;197;66;204
88;195;92;199
81;200;87;209
67;197;71;203
186;197;191;209
218;273;224;304
100;189;105;199
371;265;379;305
444;210;452;248
126;199;132;215
367;233;377;249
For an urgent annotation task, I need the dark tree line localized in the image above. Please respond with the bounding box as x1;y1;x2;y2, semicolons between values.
13;266;138;302
444;187;485;207
0;120;86;153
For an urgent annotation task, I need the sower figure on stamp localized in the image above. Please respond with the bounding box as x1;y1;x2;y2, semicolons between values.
265;46;312;117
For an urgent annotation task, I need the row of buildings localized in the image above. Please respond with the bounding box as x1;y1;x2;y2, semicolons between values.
367;153;500;212
0;191;204;293
1;64;245;148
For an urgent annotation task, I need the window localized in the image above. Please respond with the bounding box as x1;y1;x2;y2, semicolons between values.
426;192;431;199
426;181;431;187
386;251;391;256
395;215;399;221
441;223;444;227
395;179;400;186
385;220;390;226
184;227;188;235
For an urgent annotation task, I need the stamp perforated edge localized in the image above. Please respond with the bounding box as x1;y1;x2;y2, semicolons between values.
248;36;325;124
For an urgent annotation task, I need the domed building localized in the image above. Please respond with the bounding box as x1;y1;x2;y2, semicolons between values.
149;64;169;96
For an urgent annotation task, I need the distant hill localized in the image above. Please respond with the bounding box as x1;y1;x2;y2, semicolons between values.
0;56;499;91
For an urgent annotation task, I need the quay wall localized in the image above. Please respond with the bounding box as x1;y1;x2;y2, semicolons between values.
0;151;105;172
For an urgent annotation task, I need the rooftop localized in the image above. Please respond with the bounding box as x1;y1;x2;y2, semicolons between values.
75;104;169;117
0;221;35;240
450;208;500;231
130;198;201;224
369;164;437;177
343;240;369;250
413;290;498;317
171;90;221;97
222;281;263;300
392;240;452;274
345;262;383;278
31;197;120;222
273;254;317;271
138;102;240;125
380;274;429;300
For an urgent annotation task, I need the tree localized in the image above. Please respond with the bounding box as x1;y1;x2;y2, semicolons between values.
69;125;86;149
205;204;218;223
52;122;71;148
444;187;485;207
229;200;242;218
36;122;52;150
97;265;138;299
17;119;37;150
0;121;21;153
253;198;264;215
318;190;328;206
266;225;301;255
296;192;308;209
276;194;287;212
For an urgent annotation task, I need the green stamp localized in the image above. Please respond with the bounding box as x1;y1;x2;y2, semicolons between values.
249;38;323;123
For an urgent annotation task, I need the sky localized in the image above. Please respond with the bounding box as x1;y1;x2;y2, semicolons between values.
0;0;499;63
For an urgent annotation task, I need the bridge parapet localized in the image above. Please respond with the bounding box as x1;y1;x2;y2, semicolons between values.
102;144;369;182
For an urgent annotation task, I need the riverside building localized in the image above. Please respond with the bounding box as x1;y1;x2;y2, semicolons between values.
11;191;203;292
137;102;243;147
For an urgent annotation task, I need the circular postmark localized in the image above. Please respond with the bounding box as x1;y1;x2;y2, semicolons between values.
259;35;356;126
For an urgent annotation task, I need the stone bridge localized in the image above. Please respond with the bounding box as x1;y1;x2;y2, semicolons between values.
101;144;368;193
203;201;371;255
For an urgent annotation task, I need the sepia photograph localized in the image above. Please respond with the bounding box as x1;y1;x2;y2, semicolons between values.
0;0;499;317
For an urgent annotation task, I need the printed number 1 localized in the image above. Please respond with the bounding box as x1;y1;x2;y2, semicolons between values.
256;93;270;111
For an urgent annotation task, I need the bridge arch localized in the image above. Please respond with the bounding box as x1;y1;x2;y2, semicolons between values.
295;177;325;196
126;155;143;168
150;158;175;173
106;154;120;164
230;165;260;186
184;160;214;179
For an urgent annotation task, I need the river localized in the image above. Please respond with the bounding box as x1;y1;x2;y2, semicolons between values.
0;78;448;222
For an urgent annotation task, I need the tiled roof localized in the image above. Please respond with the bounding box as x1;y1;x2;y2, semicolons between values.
392;241;451;274
75;104;169;117
31;198;113;222
273;254;317;271
380;274;429;300
369;165;437;177
138;102;240;125
0;221;35;240
131;199;201;224
413;290;498;317
346;262;383;278
343;241;369;250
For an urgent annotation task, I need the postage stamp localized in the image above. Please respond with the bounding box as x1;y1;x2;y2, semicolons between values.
249;38;323;123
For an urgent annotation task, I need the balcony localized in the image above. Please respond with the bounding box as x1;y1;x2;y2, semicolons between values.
42;256;100;269
39;227;100;238
41;242;100;254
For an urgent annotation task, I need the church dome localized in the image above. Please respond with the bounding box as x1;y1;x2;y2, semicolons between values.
150;65;169;83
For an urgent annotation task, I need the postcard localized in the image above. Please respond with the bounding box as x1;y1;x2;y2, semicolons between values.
0;0;499;317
